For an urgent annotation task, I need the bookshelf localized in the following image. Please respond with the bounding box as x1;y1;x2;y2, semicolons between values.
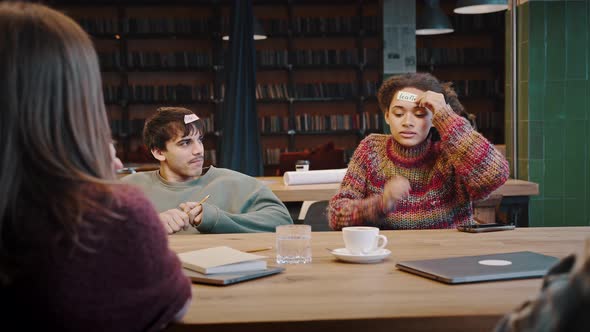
55;1;508;176
57;1;381;175
253;1;383;175
417;0;506;144
57;3;222;166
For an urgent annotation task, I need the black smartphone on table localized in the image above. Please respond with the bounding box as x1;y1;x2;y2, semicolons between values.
457;223;515;233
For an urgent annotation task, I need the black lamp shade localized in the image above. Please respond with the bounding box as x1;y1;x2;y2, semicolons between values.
454;0;508;14
416;1;454;35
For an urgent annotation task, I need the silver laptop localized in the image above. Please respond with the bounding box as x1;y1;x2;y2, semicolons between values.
396;251;559;284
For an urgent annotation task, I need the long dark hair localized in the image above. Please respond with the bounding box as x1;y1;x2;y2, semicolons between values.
0;2;116;284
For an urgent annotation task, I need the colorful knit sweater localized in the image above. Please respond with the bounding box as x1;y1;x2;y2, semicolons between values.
328;106;510;230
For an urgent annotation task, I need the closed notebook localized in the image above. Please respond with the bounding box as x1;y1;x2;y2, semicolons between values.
178;246;267;274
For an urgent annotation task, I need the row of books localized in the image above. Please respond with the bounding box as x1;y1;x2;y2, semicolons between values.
417;48;499;66
293;49;359;66
253;48;379;67
263;148;289;166
260;112;383;133
103;84;215;103
260;82;378;101
127;51;212;69
222;16;379;36
78;18;118;34
104;86;123;103
258;18;289;35
293;112;383;132
257;83;362;100
100;51;380;71
127;18;209;34
77;16;379;36
127;84;214;103
451;14;504;32
99;51;212;70
78;17;209;35
256;50;289;67
451;80;501;98
364;81;379;97
291;16;379;34
78;13;499;36
110;116;214;137
99;48;378;70
110;119;145;137
221;18;289;35
293;83;356;99
259;116;290;133
104;82;379;103
256;83;290;100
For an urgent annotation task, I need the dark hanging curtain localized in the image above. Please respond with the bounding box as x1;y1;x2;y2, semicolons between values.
219;0;263;176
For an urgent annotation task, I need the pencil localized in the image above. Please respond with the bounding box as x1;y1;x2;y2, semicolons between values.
245;247;273;253
198;194;210;205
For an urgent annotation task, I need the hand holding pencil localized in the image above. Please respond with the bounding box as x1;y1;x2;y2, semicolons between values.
180;194;210;228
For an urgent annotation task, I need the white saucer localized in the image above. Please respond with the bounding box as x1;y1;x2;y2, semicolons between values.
330;248;391;264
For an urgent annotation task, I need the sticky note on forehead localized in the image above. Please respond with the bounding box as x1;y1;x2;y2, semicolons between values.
396;91;418;102
184;114;199;124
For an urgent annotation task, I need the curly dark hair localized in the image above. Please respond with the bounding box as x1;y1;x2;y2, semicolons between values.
377;72;464;115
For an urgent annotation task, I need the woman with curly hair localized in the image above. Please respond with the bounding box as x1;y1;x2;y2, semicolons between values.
328;72;509;230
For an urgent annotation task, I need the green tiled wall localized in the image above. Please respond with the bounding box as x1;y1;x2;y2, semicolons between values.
512;0;590;226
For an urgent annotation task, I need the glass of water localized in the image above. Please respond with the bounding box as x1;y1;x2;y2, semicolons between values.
276;224;312;264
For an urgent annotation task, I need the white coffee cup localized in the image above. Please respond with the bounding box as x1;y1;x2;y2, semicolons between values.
342;226;388;255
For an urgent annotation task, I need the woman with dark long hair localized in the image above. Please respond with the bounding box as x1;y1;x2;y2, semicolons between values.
328;72;510;230
0;2;191;330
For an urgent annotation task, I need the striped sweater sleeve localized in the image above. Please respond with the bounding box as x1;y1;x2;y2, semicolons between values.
433;106;510;201
328;136;388;230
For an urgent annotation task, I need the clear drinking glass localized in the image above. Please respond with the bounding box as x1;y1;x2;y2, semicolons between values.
276;224;312;264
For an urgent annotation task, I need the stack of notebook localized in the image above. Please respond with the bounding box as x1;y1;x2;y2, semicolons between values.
178;246;284;285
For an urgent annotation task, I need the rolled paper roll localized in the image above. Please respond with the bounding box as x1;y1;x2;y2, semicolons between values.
283;168;347;186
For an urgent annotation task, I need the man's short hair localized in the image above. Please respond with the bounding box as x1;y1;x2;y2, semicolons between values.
143;107;204;151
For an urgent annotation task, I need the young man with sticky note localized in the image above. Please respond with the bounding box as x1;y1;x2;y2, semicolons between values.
123;107;292;234
328;73;510;230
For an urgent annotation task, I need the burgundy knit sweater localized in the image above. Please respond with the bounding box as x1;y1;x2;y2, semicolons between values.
328;106;510;230
2;184;191;331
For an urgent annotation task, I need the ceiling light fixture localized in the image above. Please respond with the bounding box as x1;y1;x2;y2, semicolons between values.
416;0;454;35
454;0;509;15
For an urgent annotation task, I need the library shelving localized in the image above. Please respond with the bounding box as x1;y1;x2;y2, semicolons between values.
417;0;506;144
252;1;383;175
56;1;382;175
55;0;505;176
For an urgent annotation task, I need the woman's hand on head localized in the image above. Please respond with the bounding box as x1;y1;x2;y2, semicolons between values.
416;91;448;116
382;175;411;211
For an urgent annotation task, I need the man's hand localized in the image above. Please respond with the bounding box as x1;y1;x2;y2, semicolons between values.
382;175;411;211
159;209;190;234
179;202;205;227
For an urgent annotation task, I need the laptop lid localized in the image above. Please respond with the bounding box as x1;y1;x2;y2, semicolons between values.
183;266;285;286
396;251;559;284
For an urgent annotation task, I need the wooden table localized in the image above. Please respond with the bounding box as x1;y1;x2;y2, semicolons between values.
168;227;589;332
258;177;538;202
